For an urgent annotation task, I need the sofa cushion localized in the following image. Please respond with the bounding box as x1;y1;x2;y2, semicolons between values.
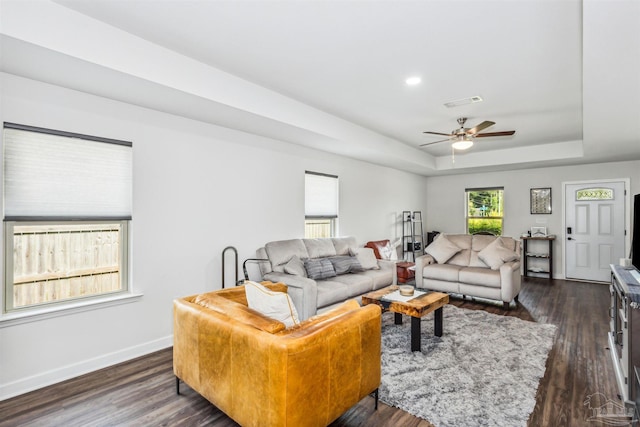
445;234;472;266
316;280;351;308
304;238;337;258
327;255;364;274
459;267;502;288
284;255;307;277
332;236;357;255
244;281;300;328
304;258;337;280
331;273;374;297
425;234;462;264
351;247;380;270
361;268;395;289
421;263;463;282
478;237;519;270
284;299;361;332
469;235;500;267
265;239;309;273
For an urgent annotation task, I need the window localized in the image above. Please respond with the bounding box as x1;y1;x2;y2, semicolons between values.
304;171;338;238
3;123;132;313
466;187;504;235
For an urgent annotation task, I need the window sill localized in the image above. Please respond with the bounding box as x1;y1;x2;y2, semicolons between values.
0;292;143;328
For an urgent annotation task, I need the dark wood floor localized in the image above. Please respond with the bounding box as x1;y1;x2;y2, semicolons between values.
0;278;618;427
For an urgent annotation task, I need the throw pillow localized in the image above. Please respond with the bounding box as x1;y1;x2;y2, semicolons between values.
327;255;365;274
350;247;380;270
304;258;337;280
478;237;519;270
244;281;300;328
425;234;462;263
284;255;307;277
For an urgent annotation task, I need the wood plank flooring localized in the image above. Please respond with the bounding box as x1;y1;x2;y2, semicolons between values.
0;278;618;427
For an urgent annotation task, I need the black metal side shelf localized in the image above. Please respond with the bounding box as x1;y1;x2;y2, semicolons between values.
402;211;423;262
522;236;555;279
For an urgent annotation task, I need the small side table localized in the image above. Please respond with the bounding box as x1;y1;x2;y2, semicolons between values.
396;261;416;284
522;236;555;279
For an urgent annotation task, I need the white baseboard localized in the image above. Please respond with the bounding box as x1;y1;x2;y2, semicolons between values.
0;335;174;401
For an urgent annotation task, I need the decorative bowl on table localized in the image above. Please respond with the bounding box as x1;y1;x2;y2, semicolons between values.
399;285;415;296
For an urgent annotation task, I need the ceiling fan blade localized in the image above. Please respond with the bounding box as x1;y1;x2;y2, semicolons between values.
420;138;451;147
423;131;454;136
475;130;516;138
467;121;495;135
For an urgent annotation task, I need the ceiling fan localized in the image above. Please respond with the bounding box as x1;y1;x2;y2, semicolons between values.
420;117;516;151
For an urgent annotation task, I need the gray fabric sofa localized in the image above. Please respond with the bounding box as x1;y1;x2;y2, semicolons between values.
415;233;521;307
257;237;396;320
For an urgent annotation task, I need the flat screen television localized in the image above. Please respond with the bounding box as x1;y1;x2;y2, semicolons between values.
632;194;640;269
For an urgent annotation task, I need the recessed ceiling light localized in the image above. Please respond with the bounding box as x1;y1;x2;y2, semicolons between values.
405;76;422;86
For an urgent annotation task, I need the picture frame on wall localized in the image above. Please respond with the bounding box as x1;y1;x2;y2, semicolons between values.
530;187;552;214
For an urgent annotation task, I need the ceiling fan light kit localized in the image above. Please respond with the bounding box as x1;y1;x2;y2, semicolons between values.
420;117;516;152
451;135;473;150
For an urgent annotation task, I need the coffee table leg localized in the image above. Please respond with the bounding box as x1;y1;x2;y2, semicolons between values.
411;316;421;352
394;312;402;325
434;307;443;337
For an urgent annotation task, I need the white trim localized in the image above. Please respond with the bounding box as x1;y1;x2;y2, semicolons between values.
0;292;143;328
0;334;172;401
561;178;631;280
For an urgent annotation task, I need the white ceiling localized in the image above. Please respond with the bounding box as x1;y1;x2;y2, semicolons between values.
1;0;639;176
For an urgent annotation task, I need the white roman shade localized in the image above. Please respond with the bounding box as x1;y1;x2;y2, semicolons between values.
305;171;338;218
3;123;132;220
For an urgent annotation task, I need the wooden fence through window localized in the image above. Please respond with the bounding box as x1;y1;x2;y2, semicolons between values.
11;224;121;308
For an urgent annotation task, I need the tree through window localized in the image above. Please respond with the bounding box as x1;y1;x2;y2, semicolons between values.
466;187;504;235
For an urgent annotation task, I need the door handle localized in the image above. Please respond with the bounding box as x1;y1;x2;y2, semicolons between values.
568;237;574;240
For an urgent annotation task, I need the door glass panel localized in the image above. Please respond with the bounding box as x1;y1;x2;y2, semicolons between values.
576;188;614;200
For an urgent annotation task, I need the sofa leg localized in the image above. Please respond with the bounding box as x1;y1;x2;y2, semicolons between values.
374;388;379;410
515;294;519;303
176;376;180;395
503;301;509;309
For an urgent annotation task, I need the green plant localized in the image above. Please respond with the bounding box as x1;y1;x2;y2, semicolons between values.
467;218;502;235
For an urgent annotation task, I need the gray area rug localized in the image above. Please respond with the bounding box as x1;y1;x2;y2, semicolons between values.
379;304;556;427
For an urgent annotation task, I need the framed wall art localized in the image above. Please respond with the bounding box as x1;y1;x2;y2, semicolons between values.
530;187;552;214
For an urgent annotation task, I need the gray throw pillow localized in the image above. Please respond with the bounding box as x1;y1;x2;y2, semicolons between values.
304;258;337;280
284;255;307;277
327;255;364;274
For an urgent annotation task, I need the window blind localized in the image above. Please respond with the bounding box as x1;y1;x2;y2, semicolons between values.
305;172;338;218
3;123;132;220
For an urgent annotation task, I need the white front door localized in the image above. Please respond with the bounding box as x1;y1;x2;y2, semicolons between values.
565;181;626;282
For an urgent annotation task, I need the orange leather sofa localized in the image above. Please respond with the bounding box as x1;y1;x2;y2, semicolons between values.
173;282;382;427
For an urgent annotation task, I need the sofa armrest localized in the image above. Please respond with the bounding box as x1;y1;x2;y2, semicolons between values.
500;260;522;302
414;254;435;287
376;259;398;285
262;271;318;320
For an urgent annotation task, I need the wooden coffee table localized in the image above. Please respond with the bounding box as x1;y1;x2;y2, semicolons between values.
362;285;449;352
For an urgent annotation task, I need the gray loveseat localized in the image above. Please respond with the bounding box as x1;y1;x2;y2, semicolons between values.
415;233;521;308
257;237;396;320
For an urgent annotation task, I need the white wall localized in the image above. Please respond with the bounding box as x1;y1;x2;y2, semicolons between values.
425;162;640;278
0;73;428;399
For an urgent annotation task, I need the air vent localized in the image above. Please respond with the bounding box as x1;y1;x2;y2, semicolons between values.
444;96;484;108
